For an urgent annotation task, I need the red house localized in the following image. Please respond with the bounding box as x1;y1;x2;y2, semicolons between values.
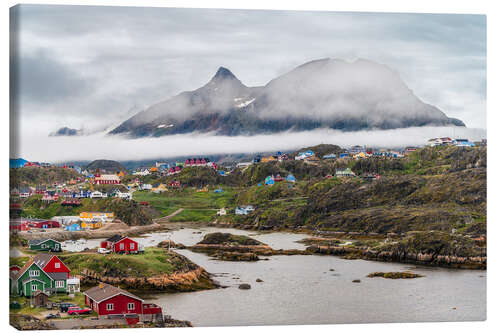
84;284;144;317
168;180;181;188
101;235;143;254
84;284;163;322
33;253;71;279
29;220;61;229
10;265;21;275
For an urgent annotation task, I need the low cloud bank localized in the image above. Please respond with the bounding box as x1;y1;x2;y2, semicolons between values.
15;126;486;163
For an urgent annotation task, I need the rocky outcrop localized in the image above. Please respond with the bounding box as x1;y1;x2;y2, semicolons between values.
78;266;217;292
367;271;423;279
305;245;486;269
10;314;53;330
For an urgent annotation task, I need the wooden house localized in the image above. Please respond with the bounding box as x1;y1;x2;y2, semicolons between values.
31;290;50;307
168;181;180;188
84;283;162;321
101;235;143;254
335;168;356;177
94;174;121;185
11;255;69;297
28;238;62;252
261;156;276;163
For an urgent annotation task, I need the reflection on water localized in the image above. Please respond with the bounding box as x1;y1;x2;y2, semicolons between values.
61;226;486;326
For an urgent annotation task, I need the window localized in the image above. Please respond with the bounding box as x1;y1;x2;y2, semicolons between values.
55;262;60;268
120;243;124;250
106;303;114;311
29;270;40;277
127;303;135;310
130;243;135;250
31;285;37;291
55;280;64;288
41;244;46;249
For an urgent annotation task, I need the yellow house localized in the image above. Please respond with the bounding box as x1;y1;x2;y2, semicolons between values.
197;186;209;192
261;156;276;163
117;171;126;178
79;212;114;220
152;183;168;193
150;167;158;173
80;221;103;229
354;152;367;159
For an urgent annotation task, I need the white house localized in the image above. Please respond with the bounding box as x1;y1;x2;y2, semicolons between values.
118;192;132;200
90;191;105;198
67;277;81;294
295;150;314;160
139;184;153;191
217;208;227;216
236;162;253;168
133;169;151;176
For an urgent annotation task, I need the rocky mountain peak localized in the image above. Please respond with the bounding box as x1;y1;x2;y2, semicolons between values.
211;66;238;81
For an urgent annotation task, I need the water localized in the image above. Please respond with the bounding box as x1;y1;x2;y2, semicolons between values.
63;227;487;326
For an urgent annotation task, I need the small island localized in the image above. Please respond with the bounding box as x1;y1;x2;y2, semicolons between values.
189;232;272;261
367;271;424;279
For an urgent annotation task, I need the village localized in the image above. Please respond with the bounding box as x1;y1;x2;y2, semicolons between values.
9;137;487;329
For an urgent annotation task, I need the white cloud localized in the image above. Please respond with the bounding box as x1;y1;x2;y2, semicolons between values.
15;126;486;163
11;5;486;136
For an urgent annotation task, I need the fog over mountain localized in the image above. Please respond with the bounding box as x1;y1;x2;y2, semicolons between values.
109;58;465;137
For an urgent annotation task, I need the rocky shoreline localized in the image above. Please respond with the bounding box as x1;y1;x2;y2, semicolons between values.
305;245;486;269
78;266;218;292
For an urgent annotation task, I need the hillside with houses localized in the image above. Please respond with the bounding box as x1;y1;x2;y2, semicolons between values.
9;137;487;329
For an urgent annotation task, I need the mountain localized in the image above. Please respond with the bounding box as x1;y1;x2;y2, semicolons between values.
49;127;82;137
109;58;465;137
85;159;127;173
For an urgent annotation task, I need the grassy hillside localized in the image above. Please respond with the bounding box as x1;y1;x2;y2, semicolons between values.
60;247;197;277
10;167;80;188
222;146;487;236
21;196;153;225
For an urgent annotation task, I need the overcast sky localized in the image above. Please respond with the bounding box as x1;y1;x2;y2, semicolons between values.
10;5;486;161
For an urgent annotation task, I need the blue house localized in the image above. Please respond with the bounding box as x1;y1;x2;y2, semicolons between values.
265;176;275;185
218;170;226;176
214;188;223;193
323;153;337;160
286;174;296;183
65;224;82;231
10;158;28;168
339;153;349;158
235;205;255;215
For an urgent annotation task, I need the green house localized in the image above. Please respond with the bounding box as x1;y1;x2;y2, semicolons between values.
13;261;53;297
28;238;62;252
11;257;68;297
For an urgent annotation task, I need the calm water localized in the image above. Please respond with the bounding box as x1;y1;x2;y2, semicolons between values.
63;227;487;326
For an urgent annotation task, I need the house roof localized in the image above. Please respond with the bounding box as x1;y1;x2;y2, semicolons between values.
28;238;59;246
84;283;143;304
33;254;54;269
106;234;124;243
47;272;68;280
14;259;53;283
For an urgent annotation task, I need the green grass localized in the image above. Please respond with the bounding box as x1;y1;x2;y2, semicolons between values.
9;293;87;316
169;209;216;222
132;187;237;218
10;256;30;267
59;247;191;277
